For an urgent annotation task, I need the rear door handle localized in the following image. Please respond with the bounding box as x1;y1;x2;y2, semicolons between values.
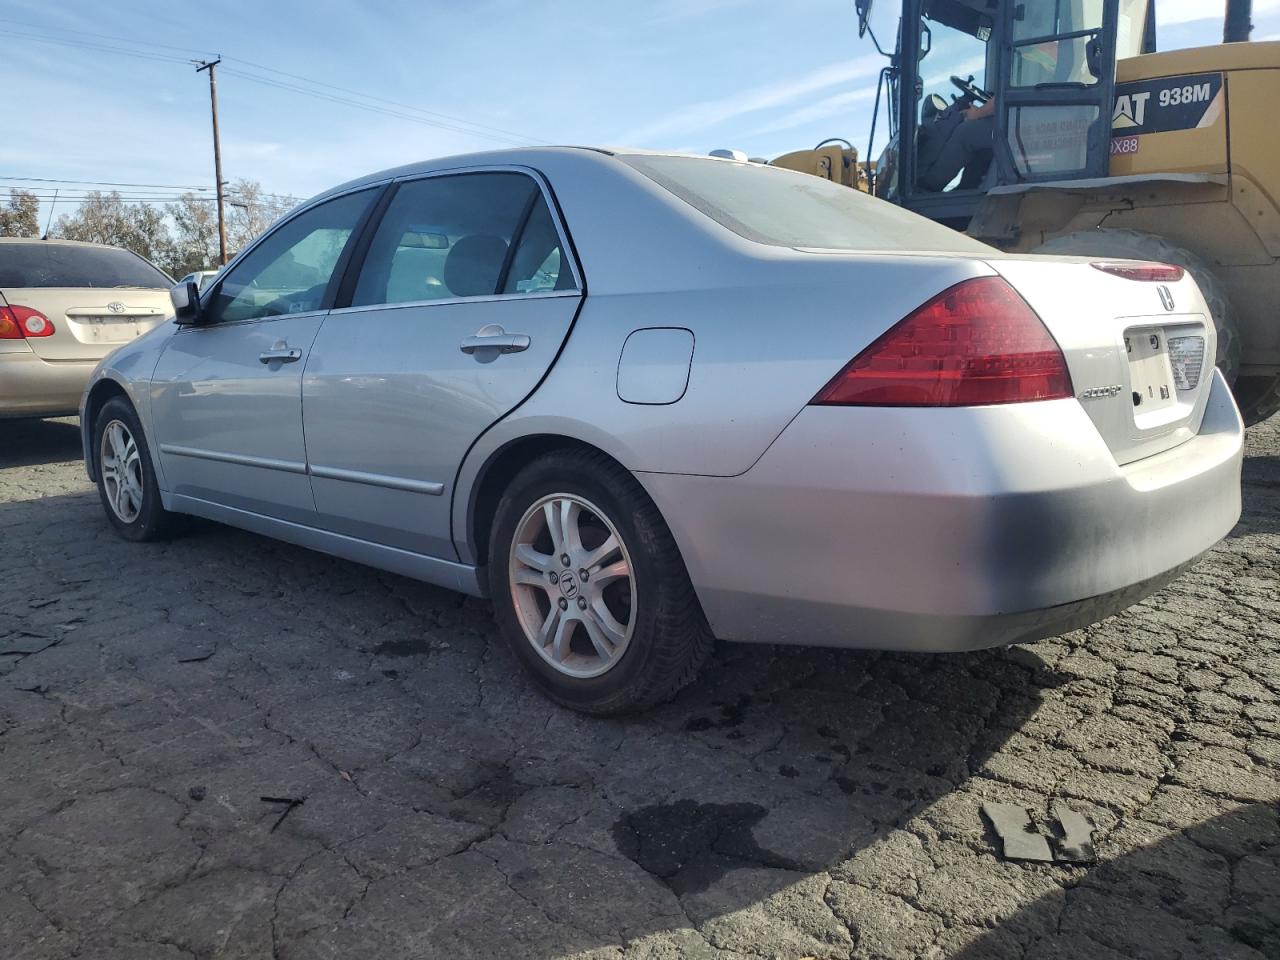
259;343;302;364
459;324;530;355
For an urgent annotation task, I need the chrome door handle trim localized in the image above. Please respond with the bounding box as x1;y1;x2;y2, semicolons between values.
259;347;302;364
459;333;531;355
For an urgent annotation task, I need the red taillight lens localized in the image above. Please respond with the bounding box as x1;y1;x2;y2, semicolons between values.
1091;261;1184;283
811;276;1074;407
0;307;20;340
0;304;54;338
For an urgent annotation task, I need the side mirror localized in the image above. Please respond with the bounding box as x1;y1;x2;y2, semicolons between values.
170;280;203;325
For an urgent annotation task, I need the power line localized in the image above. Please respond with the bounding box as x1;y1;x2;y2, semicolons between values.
2;30;192;65
217;67;536;145
2;20;546;147
222;56;550;145
0;176;214;190
0;16;218;58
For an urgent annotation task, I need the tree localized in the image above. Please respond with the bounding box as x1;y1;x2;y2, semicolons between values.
226;178;298;253
163;179;299;274
0;190;40;238
45;179;299;276
52;191;174;268
166;193;220;278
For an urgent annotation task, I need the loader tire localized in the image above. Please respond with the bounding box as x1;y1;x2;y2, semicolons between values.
1234;374;1280;425
1034;229;1241;386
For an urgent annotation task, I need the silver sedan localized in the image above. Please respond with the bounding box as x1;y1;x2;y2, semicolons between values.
80;148;1243;714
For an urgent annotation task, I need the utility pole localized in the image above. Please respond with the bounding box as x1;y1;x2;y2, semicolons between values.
196;58;228;266
1225;0;1254;43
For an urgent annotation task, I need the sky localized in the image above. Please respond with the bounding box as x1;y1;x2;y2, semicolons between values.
2;0;1279;227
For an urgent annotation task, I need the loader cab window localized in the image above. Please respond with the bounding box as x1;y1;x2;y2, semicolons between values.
1005;0;1109;180
1010;0;1105;88
913;0;997;195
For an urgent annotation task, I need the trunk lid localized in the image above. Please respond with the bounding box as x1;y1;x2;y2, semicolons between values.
988;256;1216;466
0;287;170;361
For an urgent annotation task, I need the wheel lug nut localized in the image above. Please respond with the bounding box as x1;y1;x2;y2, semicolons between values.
561;554;570;567
577;597;587;610
579;569;589;582
558;597;569;611
548;571;559;584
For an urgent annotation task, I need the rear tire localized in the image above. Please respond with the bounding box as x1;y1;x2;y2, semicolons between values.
1034;229;1242;384
489;449;713;715
93;396;185;542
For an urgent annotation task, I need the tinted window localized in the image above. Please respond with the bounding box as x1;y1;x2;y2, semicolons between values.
619;154;992;253
501;197;574;294
352;173;551;307
0;243;171;289
206;189;374;324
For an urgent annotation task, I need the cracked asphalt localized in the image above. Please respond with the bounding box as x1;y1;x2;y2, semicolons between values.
1;416;1277;960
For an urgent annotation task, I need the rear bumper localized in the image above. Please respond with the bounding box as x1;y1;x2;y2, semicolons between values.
638;369;1243;652
0;351;98;419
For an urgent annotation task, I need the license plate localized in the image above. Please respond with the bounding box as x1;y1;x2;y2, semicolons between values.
1126;328;1177;415
79;316;141;343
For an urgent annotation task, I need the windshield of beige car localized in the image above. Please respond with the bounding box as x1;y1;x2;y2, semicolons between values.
619;154;993;253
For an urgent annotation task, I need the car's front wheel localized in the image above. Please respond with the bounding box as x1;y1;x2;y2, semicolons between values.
489;449;713;715
94;396;184;542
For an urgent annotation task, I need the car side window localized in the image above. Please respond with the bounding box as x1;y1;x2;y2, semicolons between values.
205;189;375;325
352;173;567;308
501;196;575;294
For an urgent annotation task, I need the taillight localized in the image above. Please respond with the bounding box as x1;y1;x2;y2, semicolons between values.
0;304;54;338
811;276;1073;407
1091;262;1184;283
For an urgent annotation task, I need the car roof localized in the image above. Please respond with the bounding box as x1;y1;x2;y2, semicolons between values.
308;146;710;205
0;236;135;251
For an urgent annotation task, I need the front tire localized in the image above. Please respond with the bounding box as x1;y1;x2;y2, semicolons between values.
489;449;713;715
93;396;184;542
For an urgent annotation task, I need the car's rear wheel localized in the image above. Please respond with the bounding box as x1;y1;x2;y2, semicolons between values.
94;396;184;542
489;449;713;715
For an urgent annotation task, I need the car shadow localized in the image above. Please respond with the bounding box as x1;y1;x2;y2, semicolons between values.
951;804;1279;958
0;417;82;469
1228;453;1280;539
0;488;1085;958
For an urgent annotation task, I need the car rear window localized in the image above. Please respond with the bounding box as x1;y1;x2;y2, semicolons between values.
0;243;171;289
618;154;993;254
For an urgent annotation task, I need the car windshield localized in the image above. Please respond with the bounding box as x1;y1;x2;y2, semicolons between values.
619;154;992;254
0;243;171;288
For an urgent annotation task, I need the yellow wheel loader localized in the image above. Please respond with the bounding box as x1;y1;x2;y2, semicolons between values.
778;0;1280;424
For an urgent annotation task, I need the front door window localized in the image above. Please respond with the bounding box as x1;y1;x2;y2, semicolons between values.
205;189;376;324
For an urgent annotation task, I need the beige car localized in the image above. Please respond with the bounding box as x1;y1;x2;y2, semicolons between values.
1;238;172;419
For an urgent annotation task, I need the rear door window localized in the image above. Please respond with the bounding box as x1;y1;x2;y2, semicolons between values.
351;172;568;307
0;243;171;288
501;196;576;294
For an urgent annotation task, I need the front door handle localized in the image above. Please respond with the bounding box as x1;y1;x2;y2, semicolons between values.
459;324;530;356
259;342;302;364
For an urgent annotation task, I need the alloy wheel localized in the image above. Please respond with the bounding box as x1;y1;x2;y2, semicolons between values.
508;493;637;679
100;419;144;524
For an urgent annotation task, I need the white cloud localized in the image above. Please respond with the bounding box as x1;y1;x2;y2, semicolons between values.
748;87;877;138
614;54;886;146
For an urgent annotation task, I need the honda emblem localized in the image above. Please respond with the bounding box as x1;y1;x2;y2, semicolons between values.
1157;286;1175;312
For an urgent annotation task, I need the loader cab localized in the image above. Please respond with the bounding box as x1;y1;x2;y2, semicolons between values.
872;0;1128;228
